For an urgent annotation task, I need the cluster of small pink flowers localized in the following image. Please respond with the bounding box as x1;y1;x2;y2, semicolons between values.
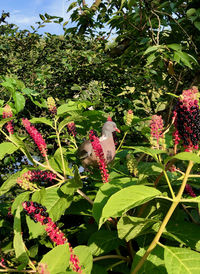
23;201;82;273
107;115;112;121
150;115;165;150
67;122;77;137
22;118;47;157
17;170;57;190
89;130;109;183
47;97;57;115
126;110;133;126
2;104;14;134
173;87;200;152
185;184;196;198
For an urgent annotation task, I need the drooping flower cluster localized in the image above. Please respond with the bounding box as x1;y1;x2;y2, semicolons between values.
22;118;47;157
89;130;109;183
185;184;196;198
150;115;166;150
17;170;57;190
67;122;77;137
47;97;57;115
173;86;200;152
3;104;14;134
23;201;82;273
126;110;134;126
126;153;138;176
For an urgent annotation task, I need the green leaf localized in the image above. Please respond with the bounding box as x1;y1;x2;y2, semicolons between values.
73;246;93;274
13;207;29;267
40;244;70;273
0;171;20;196
11;191;30;214
40;187;72;221
194;21;200;31
26;215;46;239
174;51;193;69
39;14;45;20
92;178;138;224
0;142;18;160
164;246;200;274
165;222;200;252
146;53;156;66
88;230;122;256
21;88;39;96
186;8;196;17
30;117;53;128
67;2;77;12
99;186;161;227
144;45;162;55
13;92;25;112
57;102;80;116
167;43;182;51
9;134;34;164
172;152;200;163
117;216;157;242
131;246;166;274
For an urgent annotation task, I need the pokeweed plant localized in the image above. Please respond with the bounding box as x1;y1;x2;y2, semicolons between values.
0;87;200;273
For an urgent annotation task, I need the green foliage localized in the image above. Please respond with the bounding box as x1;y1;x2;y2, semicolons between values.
0;2;200;273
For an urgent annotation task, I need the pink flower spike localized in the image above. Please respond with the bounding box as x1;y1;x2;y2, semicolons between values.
22;201;82;273
89;130;109;183
185;184;196;198
107;115;112;121
22;118;47;157
150;115;165;150
3;104;14;134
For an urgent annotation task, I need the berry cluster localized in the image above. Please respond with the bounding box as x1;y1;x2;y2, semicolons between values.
17;170;57;190
47;97;57;115
185;184;196;198
173;87;200;152
28;170;56;183
2;104;14;134
67;122;77;137
22;201;82;273
126;153;138;176
89;130;109;183
22;118;47;157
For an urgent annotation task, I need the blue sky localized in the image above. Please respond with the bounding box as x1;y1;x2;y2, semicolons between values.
0;0;76;35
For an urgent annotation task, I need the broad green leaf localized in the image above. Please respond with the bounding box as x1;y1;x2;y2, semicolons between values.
92;178;138;224
164;246;200;274
117;215;157;242
99;186;161;227
131;246;166;274
30;117;53;128
146;53;156;66
73;246;93;274
13;92;25;112
172;152;200;163
88;230;122;256
126;146;165;157
57;102;80;116
144;45;162;55
167;44;182;51
13;207;29;266
165;222;200;251
0;142;18;160
174;51;193;69
26;216;46;239
0;171;20;196
11;191;31;214
40;244;70;273
41;187;72;221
